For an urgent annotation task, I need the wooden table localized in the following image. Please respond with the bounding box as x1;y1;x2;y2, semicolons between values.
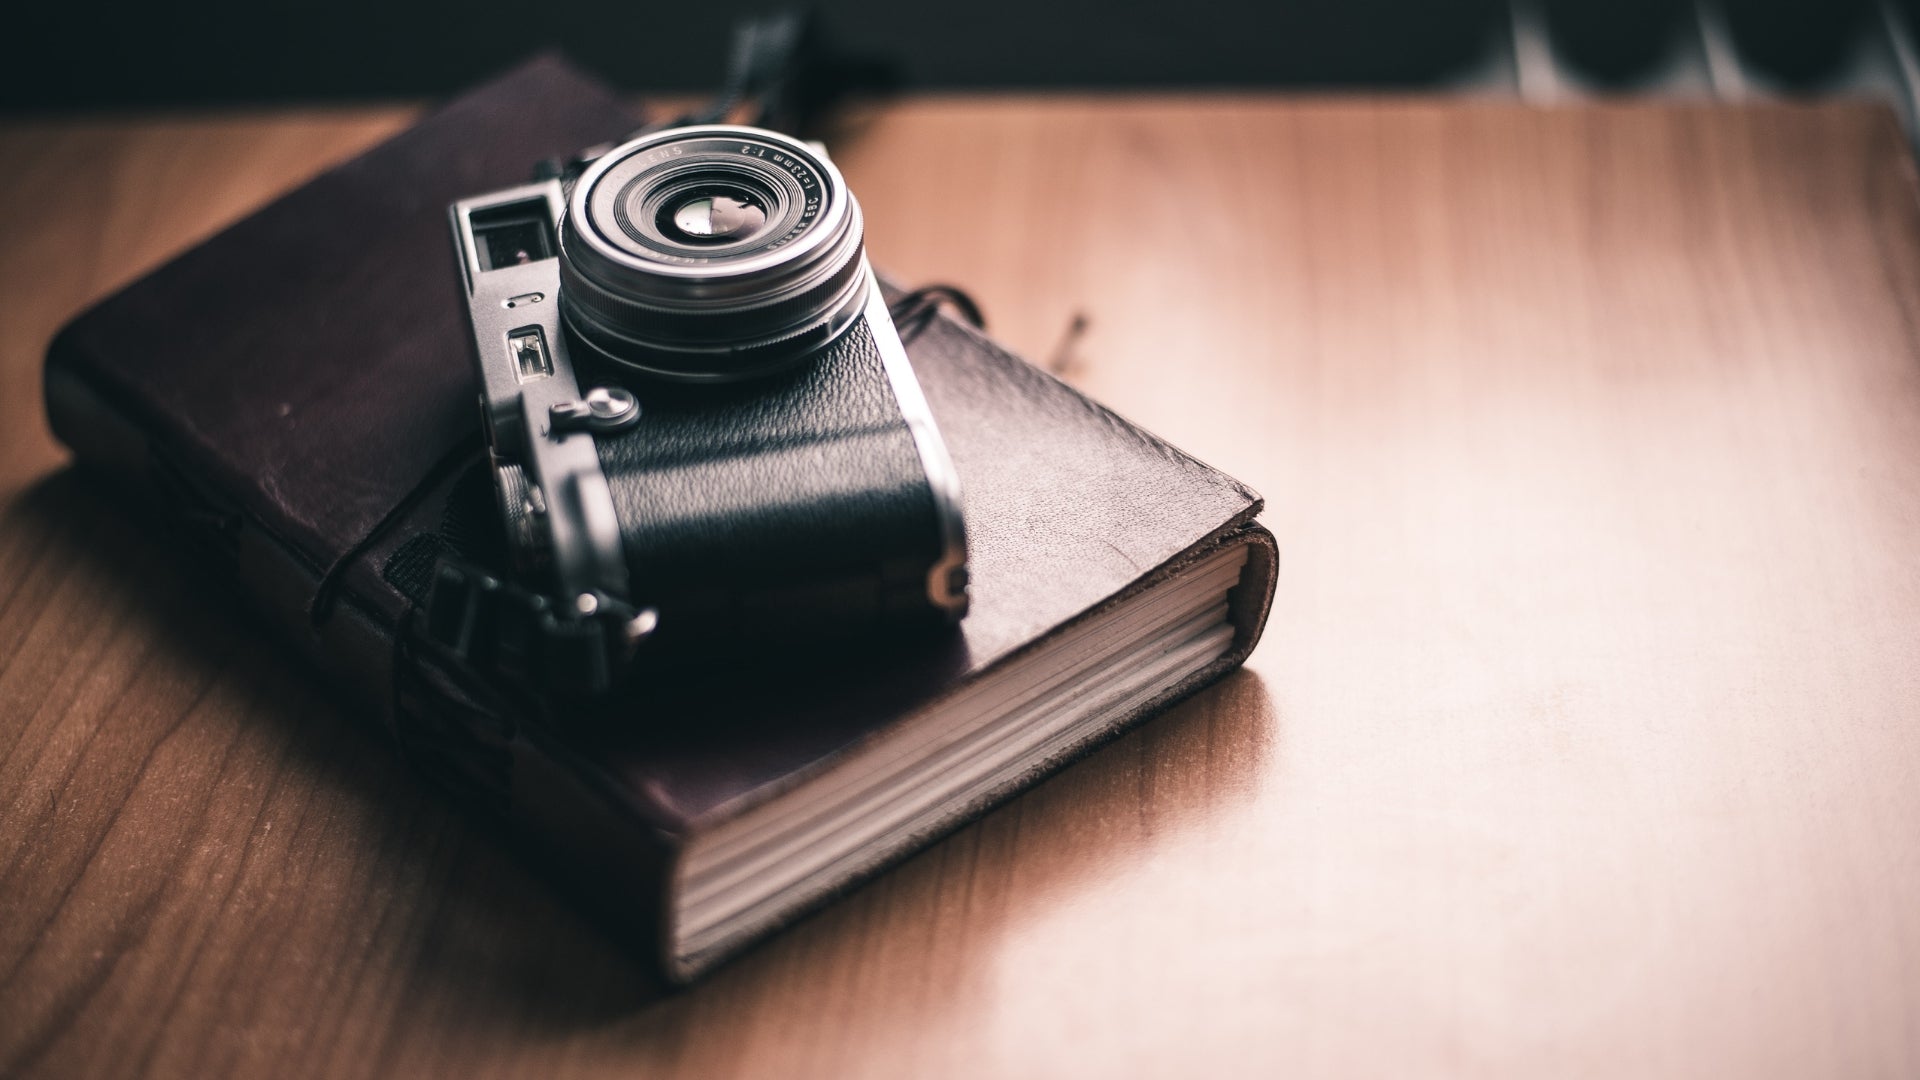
4;94;1919;1078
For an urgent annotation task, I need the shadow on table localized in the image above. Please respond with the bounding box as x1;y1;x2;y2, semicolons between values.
4;468;1279;1044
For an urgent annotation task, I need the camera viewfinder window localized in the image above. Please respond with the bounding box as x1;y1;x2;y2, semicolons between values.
472;201;555;271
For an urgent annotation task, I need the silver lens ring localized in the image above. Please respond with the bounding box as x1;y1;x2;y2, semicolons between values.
559;125;869;382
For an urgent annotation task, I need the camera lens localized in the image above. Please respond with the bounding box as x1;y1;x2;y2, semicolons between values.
660;188;768;244
557;126;870;381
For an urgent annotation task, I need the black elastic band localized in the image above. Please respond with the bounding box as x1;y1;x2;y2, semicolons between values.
310;433;482;627
889;284;987;343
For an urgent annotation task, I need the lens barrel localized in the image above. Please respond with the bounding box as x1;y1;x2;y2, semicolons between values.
558;125;869;382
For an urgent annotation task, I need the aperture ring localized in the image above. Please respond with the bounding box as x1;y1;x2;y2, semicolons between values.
562;221;864;338
559;258;871;380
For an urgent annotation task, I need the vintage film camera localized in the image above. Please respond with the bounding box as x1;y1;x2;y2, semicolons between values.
444;125;968;696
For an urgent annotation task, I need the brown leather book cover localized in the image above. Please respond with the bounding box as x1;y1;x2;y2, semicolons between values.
43;56;1279;980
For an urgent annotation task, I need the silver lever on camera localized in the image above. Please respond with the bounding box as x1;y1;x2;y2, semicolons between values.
548;386;641;435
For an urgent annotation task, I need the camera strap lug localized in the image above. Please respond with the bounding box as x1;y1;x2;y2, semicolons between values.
422;556;656;700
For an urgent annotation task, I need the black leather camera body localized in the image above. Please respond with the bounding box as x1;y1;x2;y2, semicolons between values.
446;125;968;693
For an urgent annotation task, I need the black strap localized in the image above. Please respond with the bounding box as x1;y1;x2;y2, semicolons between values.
535;10;894;184
670;11;810;129
888;284;987;342
420;557;650;701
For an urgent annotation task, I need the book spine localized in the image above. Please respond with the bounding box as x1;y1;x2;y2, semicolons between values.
46;333;398;725
44;338;684;980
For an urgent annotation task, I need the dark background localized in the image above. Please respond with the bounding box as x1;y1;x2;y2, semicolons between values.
6;0;1916;112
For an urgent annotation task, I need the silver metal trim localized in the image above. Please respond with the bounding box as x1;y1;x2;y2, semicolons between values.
451;182;631;606
862;265;970;617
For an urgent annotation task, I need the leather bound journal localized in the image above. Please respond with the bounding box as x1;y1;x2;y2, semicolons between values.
42;57;1279;981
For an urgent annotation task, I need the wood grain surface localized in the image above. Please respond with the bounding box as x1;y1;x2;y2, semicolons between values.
4;95;1920;1078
